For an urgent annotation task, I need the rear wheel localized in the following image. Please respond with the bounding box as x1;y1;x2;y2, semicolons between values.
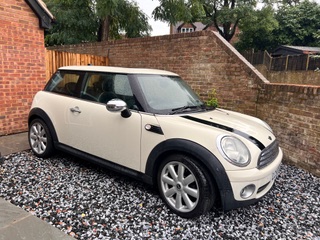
29;119;54;158
157;154;215;218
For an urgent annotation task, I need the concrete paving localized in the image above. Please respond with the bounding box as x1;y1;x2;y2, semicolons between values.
0;132;29;156
0;132;74;240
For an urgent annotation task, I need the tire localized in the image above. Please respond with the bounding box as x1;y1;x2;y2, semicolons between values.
29;118;54;158
157;154;215;218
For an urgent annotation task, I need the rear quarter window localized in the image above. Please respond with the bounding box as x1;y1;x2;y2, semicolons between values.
44;71;83;97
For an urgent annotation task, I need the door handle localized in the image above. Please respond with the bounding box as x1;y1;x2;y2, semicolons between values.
70;106;81;113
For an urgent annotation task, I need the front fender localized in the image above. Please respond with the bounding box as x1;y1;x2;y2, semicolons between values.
145;138;234;210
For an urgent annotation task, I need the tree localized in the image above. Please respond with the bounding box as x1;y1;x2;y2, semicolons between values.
235;6;278;52
122;3;151;38
233;0;320;51
153;0;257;42
44;0;98;46
96;0;119;42
202;0;257;42
273;0;320;47
44;0;151;46
97;0;151;41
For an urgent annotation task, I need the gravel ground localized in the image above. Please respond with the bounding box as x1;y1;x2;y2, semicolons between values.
0;151;319;240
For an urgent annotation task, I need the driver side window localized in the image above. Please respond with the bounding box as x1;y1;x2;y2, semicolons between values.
81;74;113;102
81;73;137;109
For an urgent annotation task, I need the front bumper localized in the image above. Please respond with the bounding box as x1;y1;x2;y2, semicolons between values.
221;147;283;211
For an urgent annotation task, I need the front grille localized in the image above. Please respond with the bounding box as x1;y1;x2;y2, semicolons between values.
258;140;279;169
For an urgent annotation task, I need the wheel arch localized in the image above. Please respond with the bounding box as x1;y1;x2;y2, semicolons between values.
28;108;58;144
145;138;233;209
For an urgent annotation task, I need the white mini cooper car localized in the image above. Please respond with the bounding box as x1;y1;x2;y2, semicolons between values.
28;66;282;218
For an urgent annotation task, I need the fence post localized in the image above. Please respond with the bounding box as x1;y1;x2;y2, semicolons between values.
285;55;289;71
268;52;272;71
306;54;310;71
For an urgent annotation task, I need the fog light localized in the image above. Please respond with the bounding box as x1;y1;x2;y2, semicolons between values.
240;184;256;199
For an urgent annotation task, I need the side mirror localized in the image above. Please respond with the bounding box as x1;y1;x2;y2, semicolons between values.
106;99;132;118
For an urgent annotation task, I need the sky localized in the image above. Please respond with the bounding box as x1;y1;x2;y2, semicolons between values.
135;0;170;36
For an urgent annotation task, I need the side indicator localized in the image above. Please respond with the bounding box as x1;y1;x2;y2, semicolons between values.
145;124;164;135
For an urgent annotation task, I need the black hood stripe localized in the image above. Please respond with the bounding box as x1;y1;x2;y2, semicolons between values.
181;115;265;150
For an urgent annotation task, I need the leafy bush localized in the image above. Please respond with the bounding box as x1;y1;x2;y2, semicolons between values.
205;89;219;108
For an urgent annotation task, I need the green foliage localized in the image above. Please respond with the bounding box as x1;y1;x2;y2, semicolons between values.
44;0;99;46
205;89;219;108
96;0;119;18
117;1;152;38
153;0;257;42
236;0;320;51
235;5;278;52
273;1;320;47
44;0;320;50
44;0;151;46
153;0;194;24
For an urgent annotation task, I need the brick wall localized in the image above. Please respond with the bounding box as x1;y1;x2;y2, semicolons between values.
257;84;320;176
0;0;47;135
43;31;320;177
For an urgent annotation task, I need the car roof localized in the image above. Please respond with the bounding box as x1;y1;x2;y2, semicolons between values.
58;65;179;76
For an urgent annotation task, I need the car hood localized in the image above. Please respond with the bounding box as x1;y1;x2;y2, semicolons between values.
180;108;275;149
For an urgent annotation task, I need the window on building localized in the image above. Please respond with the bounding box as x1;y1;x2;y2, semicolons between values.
180;28;194;33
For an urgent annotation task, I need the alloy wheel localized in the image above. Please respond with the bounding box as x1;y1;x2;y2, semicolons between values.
29;122;47;155
160;161;200;212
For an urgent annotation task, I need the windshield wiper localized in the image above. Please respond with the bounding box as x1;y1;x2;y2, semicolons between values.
170;105;204;115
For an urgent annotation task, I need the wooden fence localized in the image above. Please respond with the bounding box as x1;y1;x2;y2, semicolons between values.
242;50;320;71
45;50;109;79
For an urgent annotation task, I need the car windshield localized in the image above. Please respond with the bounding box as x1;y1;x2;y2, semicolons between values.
136;74;204;114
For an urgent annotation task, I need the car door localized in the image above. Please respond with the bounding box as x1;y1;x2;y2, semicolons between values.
42;70;85;146
65;72;142;171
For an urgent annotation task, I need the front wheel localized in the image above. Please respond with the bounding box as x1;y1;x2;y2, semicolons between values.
157;154;215;218
29;119;54;158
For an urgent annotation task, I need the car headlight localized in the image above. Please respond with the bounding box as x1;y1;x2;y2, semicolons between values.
218;136;251;167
